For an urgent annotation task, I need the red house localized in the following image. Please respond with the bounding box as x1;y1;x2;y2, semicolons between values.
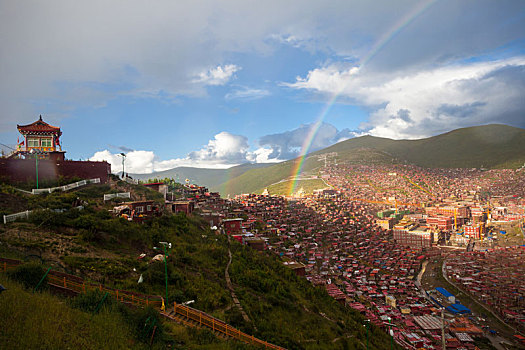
223;218;243;235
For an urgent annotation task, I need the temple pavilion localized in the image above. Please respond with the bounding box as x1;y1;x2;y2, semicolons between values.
14;115;65;160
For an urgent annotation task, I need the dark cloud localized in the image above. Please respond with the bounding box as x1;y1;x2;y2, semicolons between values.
118;145;135;153
396;109;412;122
435;102;486;119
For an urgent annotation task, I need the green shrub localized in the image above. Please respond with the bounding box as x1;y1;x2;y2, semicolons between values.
7;262;48;290
69;289;115;313
119;306;164;345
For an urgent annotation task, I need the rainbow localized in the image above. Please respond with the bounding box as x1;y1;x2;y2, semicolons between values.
287;0;438;196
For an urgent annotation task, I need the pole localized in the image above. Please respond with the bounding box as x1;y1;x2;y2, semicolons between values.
33;267;51;293
441;308;446;350
35;155;39;189
93;292;109;314
365;320;369;350
389;317;393;350
164;244;168;306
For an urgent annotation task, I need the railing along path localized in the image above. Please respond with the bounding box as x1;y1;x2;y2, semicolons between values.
1;258;285;349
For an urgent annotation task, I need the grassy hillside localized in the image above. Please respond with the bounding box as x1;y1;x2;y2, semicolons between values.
215;124;525;196
260;179;330;196
321;124;525;169
0;182;395;349
214;148;395;197
0;277;150;350
130;163;271;189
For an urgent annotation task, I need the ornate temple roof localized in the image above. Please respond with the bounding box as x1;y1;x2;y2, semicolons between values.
17;115;61;136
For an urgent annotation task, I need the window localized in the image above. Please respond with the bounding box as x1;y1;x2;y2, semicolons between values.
147;205;152;212
136;206;144;213
41;138;52;147
27;138;39;147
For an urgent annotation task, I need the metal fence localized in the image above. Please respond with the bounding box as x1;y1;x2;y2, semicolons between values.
103;192;131;201
3;210;32;224
31;178;100;195
3;206;84;224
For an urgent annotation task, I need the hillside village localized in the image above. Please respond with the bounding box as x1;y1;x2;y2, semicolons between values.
1;118;525;349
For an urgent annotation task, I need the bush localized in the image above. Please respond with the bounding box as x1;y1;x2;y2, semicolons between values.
188;327;217;345
7;262;48;290
119;306;164;344
69;289;115;313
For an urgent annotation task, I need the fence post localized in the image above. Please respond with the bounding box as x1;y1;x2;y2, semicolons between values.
212;319;215;331
33;267;52;293
3;262;6;272
63;277;66;288
3;215;6;224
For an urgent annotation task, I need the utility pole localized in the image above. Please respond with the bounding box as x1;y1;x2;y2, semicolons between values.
120;153;126;179
154;241;172;309
441;308;446;350
364;319;370;350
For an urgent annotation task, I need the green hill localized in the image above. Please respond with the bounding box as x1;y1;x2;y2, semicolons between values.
0;182;395;349
212;148;392;197
215;124;525;196
130;163;271;189
321;124;525;169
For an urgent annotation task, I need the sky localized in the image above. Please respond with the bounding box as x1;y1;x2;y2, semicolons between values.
1;0;524;173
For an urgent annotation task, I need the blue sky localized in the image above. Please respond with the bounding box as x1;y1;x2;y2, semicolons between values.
1;0;524;173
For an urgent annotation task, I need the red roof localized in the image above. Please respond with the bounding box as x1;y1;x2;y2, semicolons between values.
17;115;61;135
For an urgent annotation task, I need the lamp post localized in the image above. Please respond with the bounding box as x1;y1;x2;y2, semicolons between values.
364;319;370;350
154;241;171;307
30;149;39;189
387;317;393;350
119;152;126;179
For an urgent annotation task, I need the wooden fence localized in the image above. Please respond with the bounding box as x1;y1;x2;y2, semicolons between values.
1;258;285;349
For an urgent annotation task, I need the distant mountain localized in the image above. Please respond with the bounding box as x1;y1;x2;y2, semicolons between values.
129;163;272;189
215;124;525;196
319;124;525;169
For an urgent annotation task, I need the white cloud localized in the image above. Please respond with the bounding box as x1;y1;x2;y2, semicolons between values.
225;87;270;100
188;131;250;162
1;1;524;131
90;131;273;173
250;147;284;163
285;57;525;139
194;65;240;86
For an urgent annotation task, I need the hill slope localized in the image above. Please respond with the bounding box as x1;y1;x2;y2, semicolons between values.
0;182;395;349
321;124;525;169
130;163;271;189
215;124;525;196
212;148;392;196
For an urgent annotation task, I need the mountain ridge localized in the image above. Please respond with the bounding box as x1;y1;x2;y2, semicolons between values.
214;124;525;196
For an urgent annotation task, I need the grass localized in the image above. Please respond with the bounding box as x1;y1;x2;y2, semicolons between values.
0;276;146;350
260;178;330;196
215;148;393;196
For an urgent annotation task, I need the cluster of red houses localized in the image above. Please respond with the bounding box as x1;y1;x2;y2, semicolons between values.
445;247;525;333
